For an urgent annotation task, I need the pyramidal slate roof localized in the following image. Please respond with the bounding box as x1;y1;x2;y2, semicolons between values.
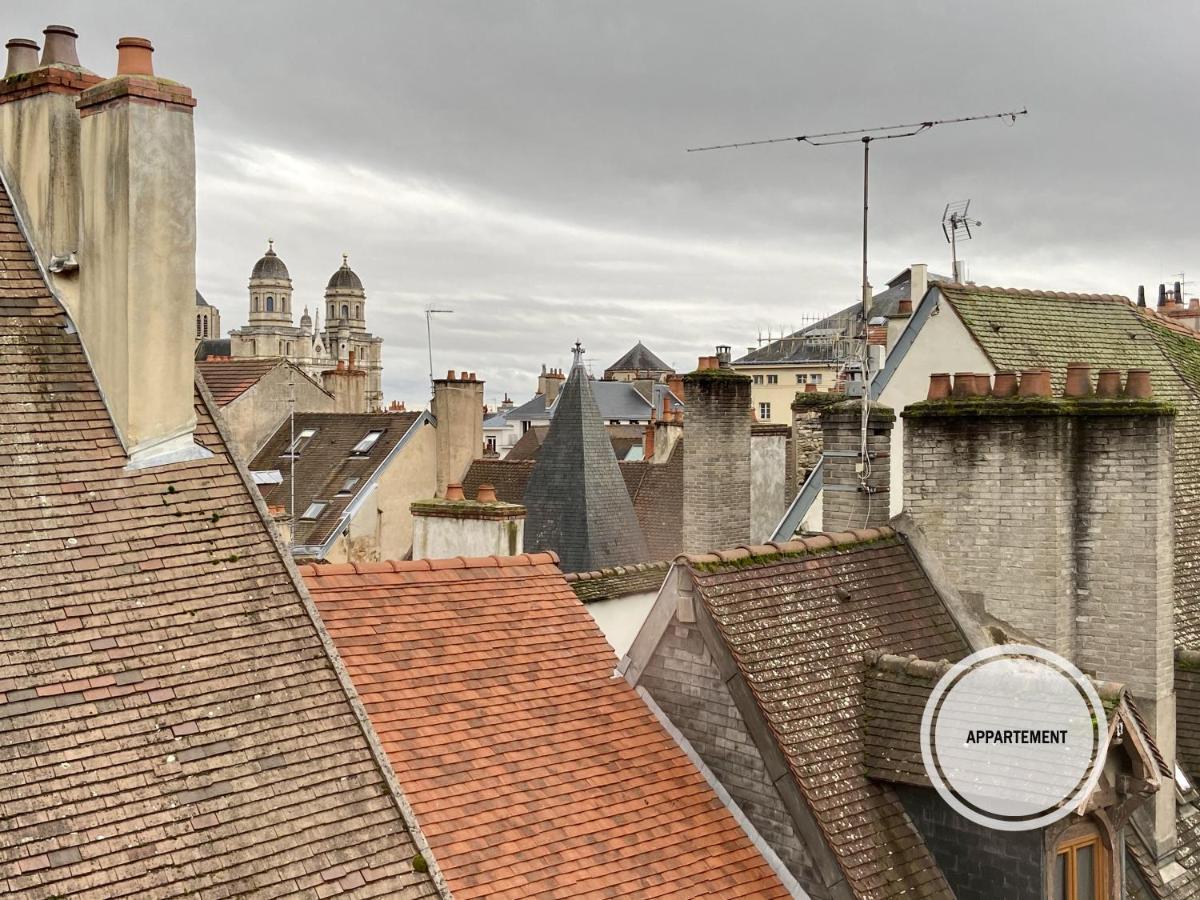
522;351;649;572
604;340;672;376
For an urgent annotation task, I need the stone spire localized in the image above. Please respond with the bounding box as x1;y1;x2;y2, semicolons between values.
522;345;649;572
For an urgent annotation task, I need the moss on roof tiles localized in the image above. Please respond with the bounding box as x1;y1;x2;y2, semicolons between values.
903;396;1175;419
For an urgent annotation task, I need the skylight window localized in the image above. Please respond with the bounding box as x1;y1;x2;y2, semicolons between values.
336;477;360;496
282;428;317;457
351;430;383;454
300;502;326;520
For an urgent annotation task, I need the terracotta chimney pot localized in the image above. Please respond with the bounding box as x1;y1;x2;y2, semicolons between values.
643;423;655;459
41;25;80;67
475;483;497;503
991;372;1018;398
1064;362;1092;398
1018;369;1050;398
4;38;40;77
1124;369;1153;399
1095;369;1123;398
115;36;154;77
927;373;951;401
952;372;975;399
348;349;355;368
804;382;817;394
973;373;991;396
445;483;465;501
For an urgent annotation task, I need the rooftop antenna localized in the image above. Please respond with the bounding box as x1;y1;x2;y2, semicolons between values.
425;306;454;391
942;199;982;282
689;108;1026;320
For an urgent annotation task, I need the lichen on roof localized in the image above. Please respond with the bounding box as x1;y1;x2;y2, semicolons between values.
902;396;1176;419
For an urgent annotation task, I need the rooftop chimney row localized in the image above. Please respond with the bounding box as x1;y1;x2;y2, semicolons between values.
926;367;1152;401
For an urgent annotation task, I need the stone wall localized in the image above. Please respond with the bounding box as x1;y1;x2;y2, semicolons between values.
221;365;335;460
639;617;825;894
750;425;789;542
682;369;752;554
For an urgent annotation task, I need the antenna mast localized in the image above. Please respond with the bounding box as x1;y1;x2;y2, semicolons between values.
689;108;1026;319
942;199;982;281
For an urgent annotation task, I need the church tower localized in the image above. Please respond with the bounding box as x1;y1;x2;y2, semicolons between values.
324;253;366;337
321;254;383;411
248;240;293;326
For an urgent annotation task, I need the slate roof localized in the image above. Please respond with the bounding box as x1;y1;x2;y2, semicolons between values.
604;340;673;377
506;379;676;423
682;528;968;899
931;284;1200;647
506;422;646;462
463;446;685;565
302;554;790;900
194;337;231;360
250;244;290;280
326;259;363;292
0;179;441;897
250;412;425;551
522;362;650;572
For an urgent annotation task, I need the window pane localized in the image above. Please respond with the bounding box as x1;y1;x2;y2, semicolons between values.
1075;844;1095;900
1055;851;1067;900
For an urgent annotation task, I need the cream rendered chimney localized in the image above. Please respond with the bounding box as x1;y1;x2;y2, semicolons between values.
76;37;208;468
0;26;100;300
432;371;485;496
909;263;927;306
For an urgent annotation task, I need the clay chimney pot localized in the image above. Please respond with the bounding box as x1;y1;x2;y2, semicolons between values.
4;38;40;77
475;483;497;503
1064;362;1092;398
445;483;465;501
973;373;991;396
951;372;975;399
804;382;817;394
927;373;951;401
1095;369;1123;398
446;369;455;380
41;25;80;67
991;372;1018;398
115;36;154;77
1018;369;1051;398
1124;369;1153;399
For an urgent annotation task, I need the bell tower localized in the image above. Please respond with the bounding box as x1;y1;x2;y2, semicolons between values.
248;239;293;326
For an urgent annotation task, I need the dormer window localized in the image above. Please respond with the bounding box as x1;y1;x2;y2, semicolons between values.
283;427;316;457
351;430;383;454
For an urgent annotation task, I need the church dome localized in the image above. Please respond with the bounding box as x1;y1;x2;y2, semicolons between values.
251;241;290;281
300;306;312;327
326;254;363;292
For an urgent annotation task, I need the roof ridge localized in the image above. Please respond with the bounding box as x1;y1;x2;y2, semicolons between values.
299;551;560;577
678;526;894;566
563;560;670;583
938;282;1131;304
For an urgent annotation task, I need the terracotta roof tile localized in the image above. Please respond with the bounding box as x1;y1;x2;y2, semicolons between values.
196;356;287;405
0;177;442;897
686;532;967;899
305;557;790;899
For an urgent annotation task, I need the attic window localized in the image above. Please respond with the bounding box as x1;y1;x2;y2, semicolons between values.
300;502;326;520
351;430;383;454
283;428;317;456
336;477;360;496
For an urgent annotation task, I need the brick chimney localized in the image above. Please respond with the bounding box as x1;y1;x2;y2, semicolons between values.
411;484;525;559
820;400;893;530
902;370;1177;861
432;370;484;496
76;36;204;468
537;365;565;404
0;26;101;290
321;355;367;413
681;359;752;553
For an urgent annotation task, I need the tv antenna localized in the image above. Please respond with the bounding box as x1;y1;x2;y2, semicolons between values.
689;108;1026;320
425;306;455;391
942;200;982;282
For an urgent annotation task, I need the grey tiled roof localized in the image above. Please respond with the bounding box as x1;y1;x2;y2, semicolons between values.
507;380;677;424
250;246;290;280
604;341;673;376
522;363;649;572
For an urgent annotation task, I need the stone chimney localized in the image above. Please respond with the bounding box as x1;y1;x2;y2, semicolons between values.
820;400;892;531
411;483;525;559
681;357;752;553
322;356;367;413
432;370;484;496
902;368;1177;861
76;36;204;468
537;365;565;404
909;263;927;306
0;26;101;292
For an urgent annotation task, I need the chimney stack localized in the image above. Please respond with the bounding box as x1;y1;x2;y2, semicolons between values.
432;370;485;496
0;26;100;279
681;366;752;553
903;371;1177;860
1138;285;1147;308
75;36;203;467
411;491;525;560
821;400;893;530
909;263;927;306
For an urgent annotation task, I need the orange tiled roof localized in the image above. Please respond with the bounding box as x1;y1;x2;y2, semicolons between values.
195;356;287;405
302;554;791;900
0;178;442;896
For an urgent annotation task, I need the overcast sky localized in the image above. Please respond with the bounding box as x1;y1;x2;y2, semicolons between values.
12;2;1199;407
